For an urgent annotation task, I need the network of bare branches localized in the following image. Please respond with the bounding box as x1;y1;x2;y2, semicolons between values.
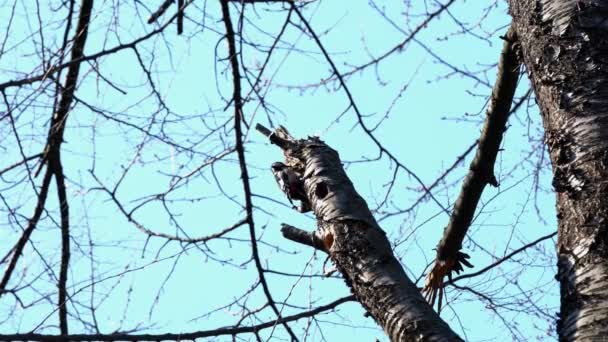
0;0;556;341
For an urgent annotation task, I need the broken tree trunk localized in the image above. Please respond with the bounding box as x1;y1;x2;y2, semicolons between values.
257;124;462;342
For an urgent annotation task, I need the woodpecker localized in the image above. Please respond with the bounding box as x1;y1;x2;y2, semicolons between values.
271;162;310;212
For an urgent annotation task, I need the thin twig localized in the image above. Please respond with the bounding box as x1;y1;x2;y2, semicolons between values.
0;296;354;341
219;1;299;340
289;3;450;216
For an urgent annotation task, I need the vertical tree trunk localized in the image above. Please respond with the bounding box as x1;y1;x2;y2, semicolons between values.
509;1;608;340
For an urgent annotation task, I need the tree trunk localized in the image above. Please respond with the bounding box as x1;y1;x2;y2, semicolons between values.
257;125;462;341
509;1;608;340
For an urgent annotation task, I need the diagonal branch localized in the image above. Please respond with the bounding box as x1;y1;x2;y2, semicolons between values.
147;0;173;24
29;0;94;333
219;1;299;340
257;124;463;341
0;1;189;92
423;25;522;309
0;153;43;177
449;231;556;284
0;168;53;298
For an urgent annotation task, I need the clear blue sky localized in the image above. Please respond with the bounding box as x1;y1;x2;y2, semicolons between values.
0;1;558;340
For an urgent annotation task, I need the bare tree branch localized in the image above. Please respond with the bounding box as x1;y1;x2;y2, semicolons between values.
289;2;451;217
0;1;561;340
220;1;299;340
47;1;93;333
147;0;173;24
0;296;354;341
0;168;53;298
0;2;185;92
0;153;43;177
423;25;522;310
281;223;328;253
449;231;557;284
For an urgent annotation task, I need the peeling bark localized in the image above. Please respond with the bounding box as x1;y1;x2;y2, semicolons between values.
258;125;462;342
509;0;608;340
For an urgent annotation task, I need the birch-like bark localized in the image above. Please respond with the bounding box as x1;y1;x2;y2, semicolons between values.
509;0;608;340
258;125;462;342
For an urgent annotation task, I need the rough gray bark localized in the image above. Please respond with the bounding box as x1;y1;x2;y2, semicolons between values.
509;0;608;340
257;124;462;342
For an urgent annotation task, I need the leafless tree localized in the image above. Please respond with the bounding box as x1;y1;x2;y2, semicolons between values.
2;0;600;341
